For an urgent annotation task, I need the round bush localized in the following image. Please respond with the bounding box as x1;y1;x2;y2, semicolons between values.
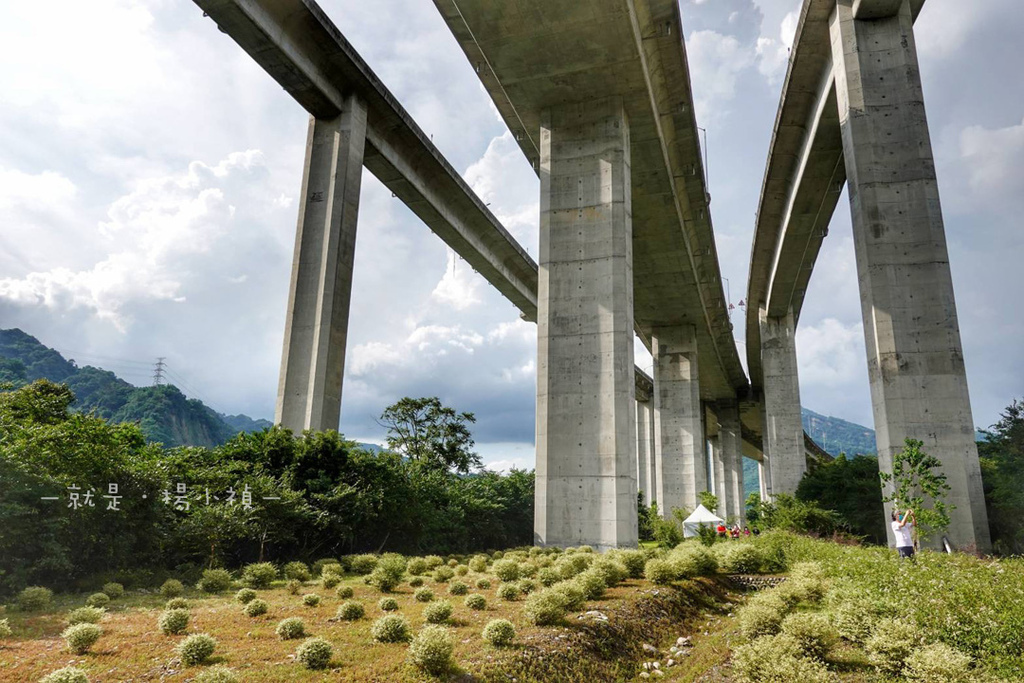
482;619;516;646
409;576;425;588
828;596;876;643
408;624;455;675
670;545;718;577
378;597;399;612
718;544;764;574
448;581;469;596
243;598;269;617
475;578;492;590
590;559;627;587
781;612;836;659
312;558;341;576
414;587;435;603
454;565;469;577
101;582;124;600
302;593;321;607
192;666;240;683
160;579;184;598
423;555;444;570
407;557;428;575
556;553;593;580
433;566;455;584
468;555;488;573
62;623;102;654
336;585;354;599
464;593;486;610
738;593;788;639
284;579;300;595
866;618;920;677
537;567;560;587
574;570;606;600
523;589;570;626
337;601;365;621
732;633;835;683
275;617;306;640
321;573;340;589
177;633;217;666
67;607;105;625
423;599;454;624
516;579;537;595
552;581;586;611
85;593;110;608
496;583;521;602
19;586;53;611
296;637;333;670
645;558;679;585
0;618;11;638
197;569;232;593
40;667;90;683
241;562;277;589
283;561;311;582
348;554;378;575
166;597;189;610
491;551;504;561
235;588;257;604
492;560;521;582
371;614;411;643
615;549;647;579
369;555;407;593
904;642;972;683
159;608;190;635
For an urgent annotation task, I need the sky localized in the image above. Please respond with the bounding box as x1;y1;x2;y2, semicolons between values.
0;0;1021;472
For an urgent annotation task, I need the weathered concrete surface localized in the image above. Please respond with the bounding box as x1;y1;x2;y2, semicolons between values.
276;104;366;432
718;400;745;522
830;0;989;550
637;400;655;505
711;434;727;518
534;97;637;550
760;309;806;495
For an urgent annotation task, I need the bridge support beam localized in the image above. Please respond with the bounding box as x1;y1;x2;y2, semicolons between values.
276;100;367;433
637;399;655;506
719;400;745;523
760;309;806;495
711;434;727;517
831;0;990;551
652;324;705;516
535;96;637;550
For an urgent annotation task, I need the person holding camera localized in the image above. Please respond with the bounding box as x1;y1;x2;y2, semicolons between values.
891;508;917;559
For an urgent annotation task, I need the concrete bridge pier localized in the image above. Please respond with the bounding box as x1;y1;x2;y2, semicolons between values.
759;308;806;495
652;324;705;517
718;400;745;523
276;98;367;433
636;399;655;506
831;0;990;550
535;96;638;550
711;433;727;518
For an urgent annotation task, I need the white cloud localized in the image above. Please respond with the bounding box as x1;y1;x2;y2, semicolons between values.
796;318;864;386
688;30;757;122
431;248;483;310
755;10;797;83
959;117;1024;201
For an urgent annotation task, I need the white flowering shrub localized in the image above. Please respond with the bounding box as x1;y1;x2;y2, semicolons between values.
85;593;110;608
197;569;232;593
158;608;190;635
414;587;435;603
447;581;468;596
378;597;399;612
275;617;306;640
371;614;411;643
62;623;102;654
464;593;486;610
67;607;105;625
243;598;269;617
492;560;521;582
738;594;789;639
732;633;836;683
165;597;189;610
302;593;321;607
19;586;53;611
241;562;277;589
101;583;124;599
573;570;606;600
866;618;920;677
177;633;217;666
235;588;257;604
482;619;516;646
40;667;90;683
904;642;972;683
296;637;333;670
160;579;184;598
335;585;354;599
283;561;311;582
408;625;455;675
423;599;453;624
496;583;521;602
781;612;836;659
337;601;365;621
475;578;492;589
522;589;570;626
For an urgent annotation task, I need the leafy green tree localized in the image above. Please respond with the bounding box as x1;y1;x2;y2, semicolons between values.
380;397;481;473
879;438;953;542
979;399;1024;554
698;490;718;512
797;454;886;544
637;492;654;542
747;493;847;537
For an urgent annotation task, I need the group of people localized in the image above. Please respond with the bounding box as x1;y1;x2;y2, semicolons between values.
715;523;754;539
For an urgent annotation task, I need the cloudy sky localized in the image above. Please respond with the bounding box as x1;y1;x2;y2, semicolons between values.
1;0;1021;470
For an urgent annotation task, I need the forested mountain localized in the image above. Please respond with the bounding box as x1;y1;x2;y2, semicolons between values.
802;407;877;456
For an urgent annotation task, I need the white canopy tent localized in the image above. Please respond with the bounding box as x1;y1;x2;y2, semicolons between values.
682;504;724;538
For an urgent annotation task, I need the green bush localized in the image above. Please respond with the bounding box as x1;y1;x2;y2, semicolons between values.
904;643;972;683
482;618;516;646
158;608;190;635
590;559;627;586
731;633;836;683
235;588;257;604
275;617;306;640
192;666;240;683
537;567;560;587
738;593;789;639
335;585;354;599
408;624;455;675
645;558;678;585
490;551;504;561
321;573;340;589
551;581;586;610
433;566;455;584
496;583;521;601
0;618;11;638
454;564;470;577
475;578;492;589
781;612;836;659
40;667;90;683
302;593;321;607
615;549;647;579
374;597;396;612
409;576;424;588
828;597;878;643
85;592;110;608
492;560;521;582
337;601;365;621
101;582;124;599
423;599;454;624
241;562;277;589
62;623;102;654
348;554;378;575
67;607;105;625
312;558;340;576
469;555;489;573
243;598;269;617
296;637;333;670
448;581;469;596
464;593;486;610
160;579;184;598
178;633;217;666
574;570;606;600
371;614;411;643
556;553;593;580
414;587;435;603
523;589;570;626
283;561;311;582
197;569;232;593
166;597;189;610
407;557;428;575
516;578;537;595
717;544;764;574
424;555;445;570
18;586;53;611
865;618;920;677
369;555;407;593
670;544;718;577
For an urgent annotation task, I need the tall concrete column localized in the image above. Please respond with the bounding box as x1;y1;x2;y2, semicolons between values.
831;0;989;551
760;308;805;495
758;459;770;500
636;400;654;505
719;400;745;523
711;434;727;517
276;99;367;433
652;324;705;516
535;96;637;551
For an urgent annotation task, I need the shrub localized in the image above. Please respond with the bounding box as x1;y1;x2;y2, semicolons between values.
717;544;764;574
67;607;105;625
556;553;593;580
337;601;365;621
732;633;835;683
19;586;53;611
408;624;455;675
160;579;184;598
645;558;678;585
482;619;516;646
312;558;340;576
193;666;240;683
574;570;606;600
0;618;11;638
454;564;469;577
424;555;444;570
496;583;521;601
464;593;486;610
424;599;454;624
197;569;232;593
904;642;972;683
537;567;560;587
781;612;836;659
738;594;789;639
490;559;519;582
829;598;877;643
414;587;435;603
590;559;627;586
448;581;468;596
469;555;488;573
166;597;189;610
241;562;277;589
348;554;378;575
615;549;647;579
275;617;306;640
85;592;110;608
321;573;340;589
301;593;321;607
243;598;269;617
516;578;537;595
866;618;919;677
523;589;570;626
285;579;300;595
552;581;586;610
371;614;411;643
158;608;190;635
40;667;90;683
407;558;428;575
101;582;124;599
369;555;407;593
335;585;354;599
409;576;424;588
433;566;455;584
283;561;311;582
475;578;492;589
235;588;257;604
491;551;504;561
62;623;102;654
670;544;718;577
296;637;333;670
378;597;399;612
178;633;217;666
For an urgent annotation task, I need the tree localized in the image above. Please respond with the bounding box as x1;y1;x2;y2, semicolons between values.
697;490;718;512
797;454;886;544
379;397;481;473
978;398;1024;554
879;438;953;543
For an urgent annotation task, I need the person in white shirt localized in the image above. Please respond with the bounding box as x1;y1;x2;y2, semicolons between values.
891;508;916;559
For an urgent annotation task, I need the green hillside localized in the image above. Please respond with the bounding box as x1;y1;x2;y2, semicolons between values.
802;407;876;456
